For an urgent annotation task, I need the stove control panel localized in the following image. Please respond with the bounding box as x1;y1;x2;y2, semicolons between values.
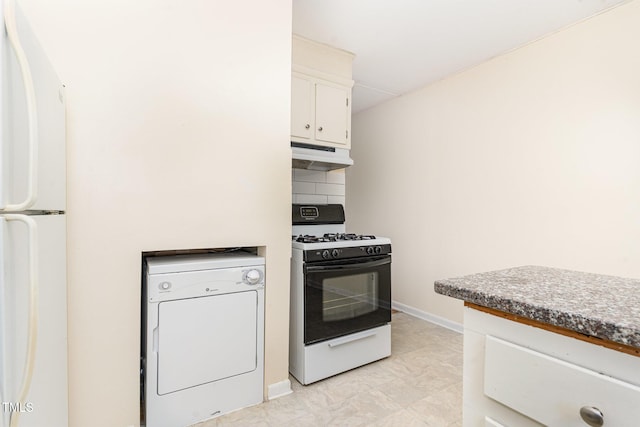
305;244;391;262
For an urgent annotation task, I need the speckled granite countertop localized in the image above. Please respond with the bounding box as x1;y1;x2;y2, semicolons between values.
434;265;640;349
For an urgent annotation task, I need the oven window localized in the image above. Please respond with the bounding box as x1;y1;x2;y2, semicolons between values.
323;272;378;322
304;255;391;344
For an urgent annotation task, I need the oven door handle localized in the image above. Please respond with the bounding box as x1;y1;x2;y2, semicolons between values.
327;329;378;348
304;256;390;272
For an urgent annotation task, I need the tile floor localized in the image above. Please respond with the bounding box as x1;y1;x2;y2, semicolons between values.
196;311;463;426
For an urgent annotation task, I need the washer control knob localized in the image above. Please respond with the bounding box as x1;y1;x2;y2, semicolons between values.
244;269;262;285
322;250;331;259
159;281;171;290
331;249;340;258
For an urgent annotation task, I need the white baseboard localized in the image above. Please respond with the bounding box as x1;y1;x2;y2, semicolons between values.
392;301;463;334
267;379;292;400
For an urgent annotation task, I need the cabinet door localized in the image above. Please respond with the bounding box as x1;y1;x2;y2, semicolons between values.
315;82;349;145
291;76;313;140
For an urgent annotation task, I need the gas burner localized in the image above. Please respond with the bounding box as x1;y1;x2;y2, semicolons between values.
324;233;377;241
293;233;379;243
293;234;332;243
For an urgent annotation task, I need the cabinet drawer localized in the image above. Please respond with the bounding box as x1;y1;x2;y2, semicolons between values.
484;336;640;426
304;324;390;384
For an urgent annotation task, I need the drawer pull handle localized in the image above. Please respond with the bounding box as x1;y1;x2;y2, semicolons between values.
579;406;604;427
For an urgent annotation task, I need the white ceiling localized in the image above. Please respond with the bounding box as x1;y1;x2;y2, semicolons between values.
293;0;628;113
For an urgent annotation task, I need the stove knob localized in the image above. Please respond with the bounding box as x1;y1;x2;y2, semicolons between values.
366;246;374;255
375;246;382;254
331;249;340;258
322;250;331;259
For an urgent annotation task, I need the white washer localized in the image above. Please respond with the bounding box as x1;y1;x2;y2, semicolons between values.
143;252;265;427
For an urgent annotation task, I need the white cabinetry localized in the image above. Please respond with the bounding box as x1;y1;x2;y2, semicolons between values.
291;73;350;147
291;75;313;140
464;307;640;427
291;35;354;149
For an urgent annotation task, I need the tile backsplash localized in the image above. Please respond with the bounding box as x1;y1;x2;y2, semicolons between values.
292;168;346;206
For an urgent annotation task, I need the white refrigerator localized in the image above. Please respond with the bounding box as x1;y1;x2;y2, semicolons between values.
0;1;68;427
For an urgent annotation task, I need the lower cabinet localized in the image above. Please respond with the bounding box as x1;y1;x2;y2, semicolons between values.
464;307;640;427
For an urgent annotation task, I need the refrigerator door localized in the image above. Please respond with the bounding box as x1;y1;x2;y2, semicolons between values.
1;1;65;212
0;213;68;427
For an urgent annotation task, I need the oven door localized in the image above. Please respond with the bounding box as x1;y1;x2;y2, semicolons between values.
303;254;391;345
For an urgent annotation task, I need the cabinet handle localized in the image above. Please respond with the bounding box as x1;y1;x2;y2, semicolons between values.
305;124;310;129
318;126;323;132
579;406;604;427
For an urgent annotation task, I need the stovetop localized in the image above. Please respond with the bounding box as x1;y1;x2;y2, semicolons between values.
291;233;392;251
293;233;378;244
291;203;391;251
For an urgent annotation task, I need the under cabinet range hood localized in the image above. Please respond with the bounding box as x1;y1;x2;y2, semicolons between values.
291;142;353;171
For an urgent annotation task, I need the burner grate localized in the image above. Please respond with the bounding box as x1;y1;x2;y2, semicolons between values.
293;235;333;243
292;233;377;243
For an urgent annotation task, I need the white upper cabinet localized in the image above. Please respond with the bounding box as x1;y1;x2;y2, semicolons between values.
291;74;351;146
314;81;350;145
291;75;314;140
291;35;354;149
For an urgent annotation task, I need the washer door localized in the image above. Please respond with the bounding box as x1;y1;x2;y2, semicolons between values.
156;291;258;395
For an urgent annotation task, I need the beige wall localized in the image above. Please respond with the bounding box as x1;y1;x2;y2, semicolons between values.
348;0;640;325
19;1;292;426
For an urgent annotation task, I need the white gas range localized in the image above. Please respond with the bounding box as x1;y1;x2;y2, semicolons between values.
289;204;392;385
